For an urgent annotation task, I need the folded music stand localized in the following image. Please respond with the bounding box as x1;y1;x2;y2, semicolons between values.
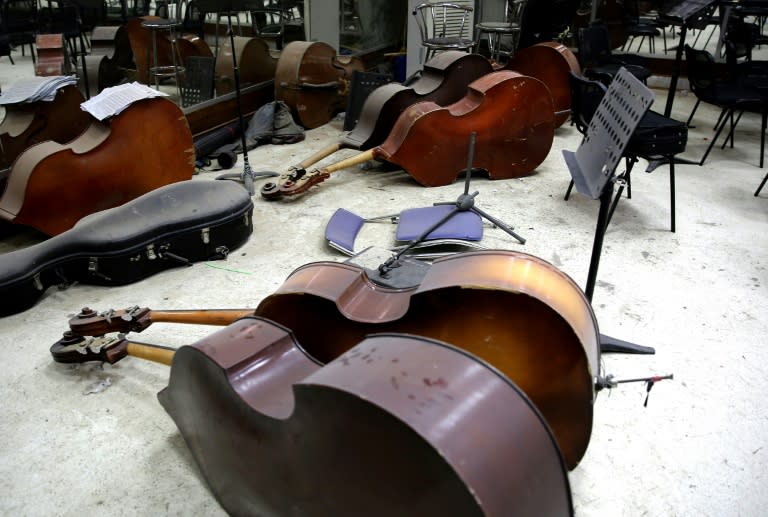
197;0;277;194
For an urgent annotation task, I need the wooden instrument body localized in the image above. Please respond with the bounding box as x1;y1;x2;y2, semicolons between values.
373;70;555;186
0;98;195;235
126;16;213;85
505;42;581;127
83;25;135;94
160;317;573;516
342;51;493;151
275;41;365;129
34;34;68;76
253;250;600;470
215;35;278;95
0;86;91;172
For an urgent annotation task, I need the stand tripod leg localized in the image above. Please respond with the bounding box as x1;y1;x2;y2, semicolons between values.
471;206;525;245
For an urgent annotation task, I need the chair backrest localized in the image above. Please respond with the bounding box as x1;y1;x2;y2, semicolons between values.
568;71;608;135
506;0;528;25
684;44;715;92
154;0;169;18
576;24;612;68
183;0;204;36
412;2;473;42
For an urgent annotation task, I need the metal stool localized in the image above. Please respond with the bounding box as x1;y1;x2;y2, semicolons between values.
142;17;185;99
474;0;527;65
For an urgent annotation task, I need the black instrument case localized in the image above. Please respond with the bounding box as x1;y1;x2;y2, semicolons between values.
0;180;253;316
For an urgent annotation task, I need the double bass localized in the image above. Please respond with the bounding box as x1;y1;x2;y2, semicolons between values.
82;25;135;95
215;35;279;95
34;34;68;76
275;41;365;129
0;98;195;235
0;85;92;174
62;249;601;472
262;70;556;199
504;41;581;127
261;51;493;197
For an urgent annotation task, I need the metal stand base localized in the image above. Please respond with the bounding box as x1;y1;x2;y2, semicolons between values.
215;12;278;195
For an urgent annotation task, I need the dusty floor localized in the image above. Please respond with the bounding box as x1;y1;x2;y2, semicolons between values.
1;37;767;516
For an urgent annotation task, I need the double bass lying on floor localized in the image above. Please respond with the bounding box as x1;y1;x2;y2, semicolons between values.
61;250;600;472
0;98;195;235
262;70;556;199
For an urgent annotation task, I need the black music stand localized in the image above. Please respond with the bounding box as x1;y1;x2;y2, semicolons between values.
658;0;716;118
562;67;654;301
197;0;276;195
563;68;657;355
367;131;525;289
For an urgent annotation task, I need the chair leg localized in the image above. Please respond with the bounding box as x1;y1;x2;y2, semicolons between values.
686;99;700;127
700;108;731;166
721;111;742;149
761;110;766;168
668;155;676;232
564;179;574;200
756;171;768;196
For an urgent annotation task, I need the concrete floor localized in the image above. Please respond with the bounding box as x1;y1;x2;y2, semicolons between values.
1;41;767;516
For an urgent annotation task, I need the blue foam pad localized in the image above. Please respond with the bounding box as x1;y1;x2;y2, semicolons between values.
395;205;483;242
324;208;365;254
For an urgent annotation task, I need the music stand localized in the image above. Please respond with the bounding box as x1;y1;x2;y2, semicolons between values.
370;131;525;287
562;67;654;302
197;0;277;195
562;68;659;355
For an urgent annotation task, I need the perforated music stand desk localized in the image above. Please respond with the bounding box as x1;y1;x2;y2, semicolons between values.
562;67;655;302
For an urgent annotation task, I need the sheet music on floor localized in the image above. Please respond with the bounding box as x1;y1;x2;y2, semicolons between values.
0;75;78;105
80;82;169;121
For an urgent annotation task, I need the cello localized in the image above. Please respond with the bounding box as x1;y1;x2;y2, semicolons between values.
262;70;556;199
0;98;195;235
274;41;365;129
0;85;92;174
259;51;493;195
62;249;600;472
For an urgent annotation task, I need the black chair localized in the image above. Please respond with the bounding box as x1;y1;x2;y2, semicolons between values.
1;0;38;65
182;0;205;39
47;4;89;72
250;0;304;50
576;23;651;85
685;45;768;168
0;34;13;63
622;0;662;54
565;71;688;232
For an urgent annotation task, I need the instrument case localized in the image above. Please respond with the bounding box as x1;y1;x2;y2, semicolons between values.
0;180;253;316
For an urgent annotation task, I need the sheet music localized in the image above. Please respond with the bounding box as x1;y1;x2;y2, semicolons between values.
0;76;78;105
80;82;169;121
